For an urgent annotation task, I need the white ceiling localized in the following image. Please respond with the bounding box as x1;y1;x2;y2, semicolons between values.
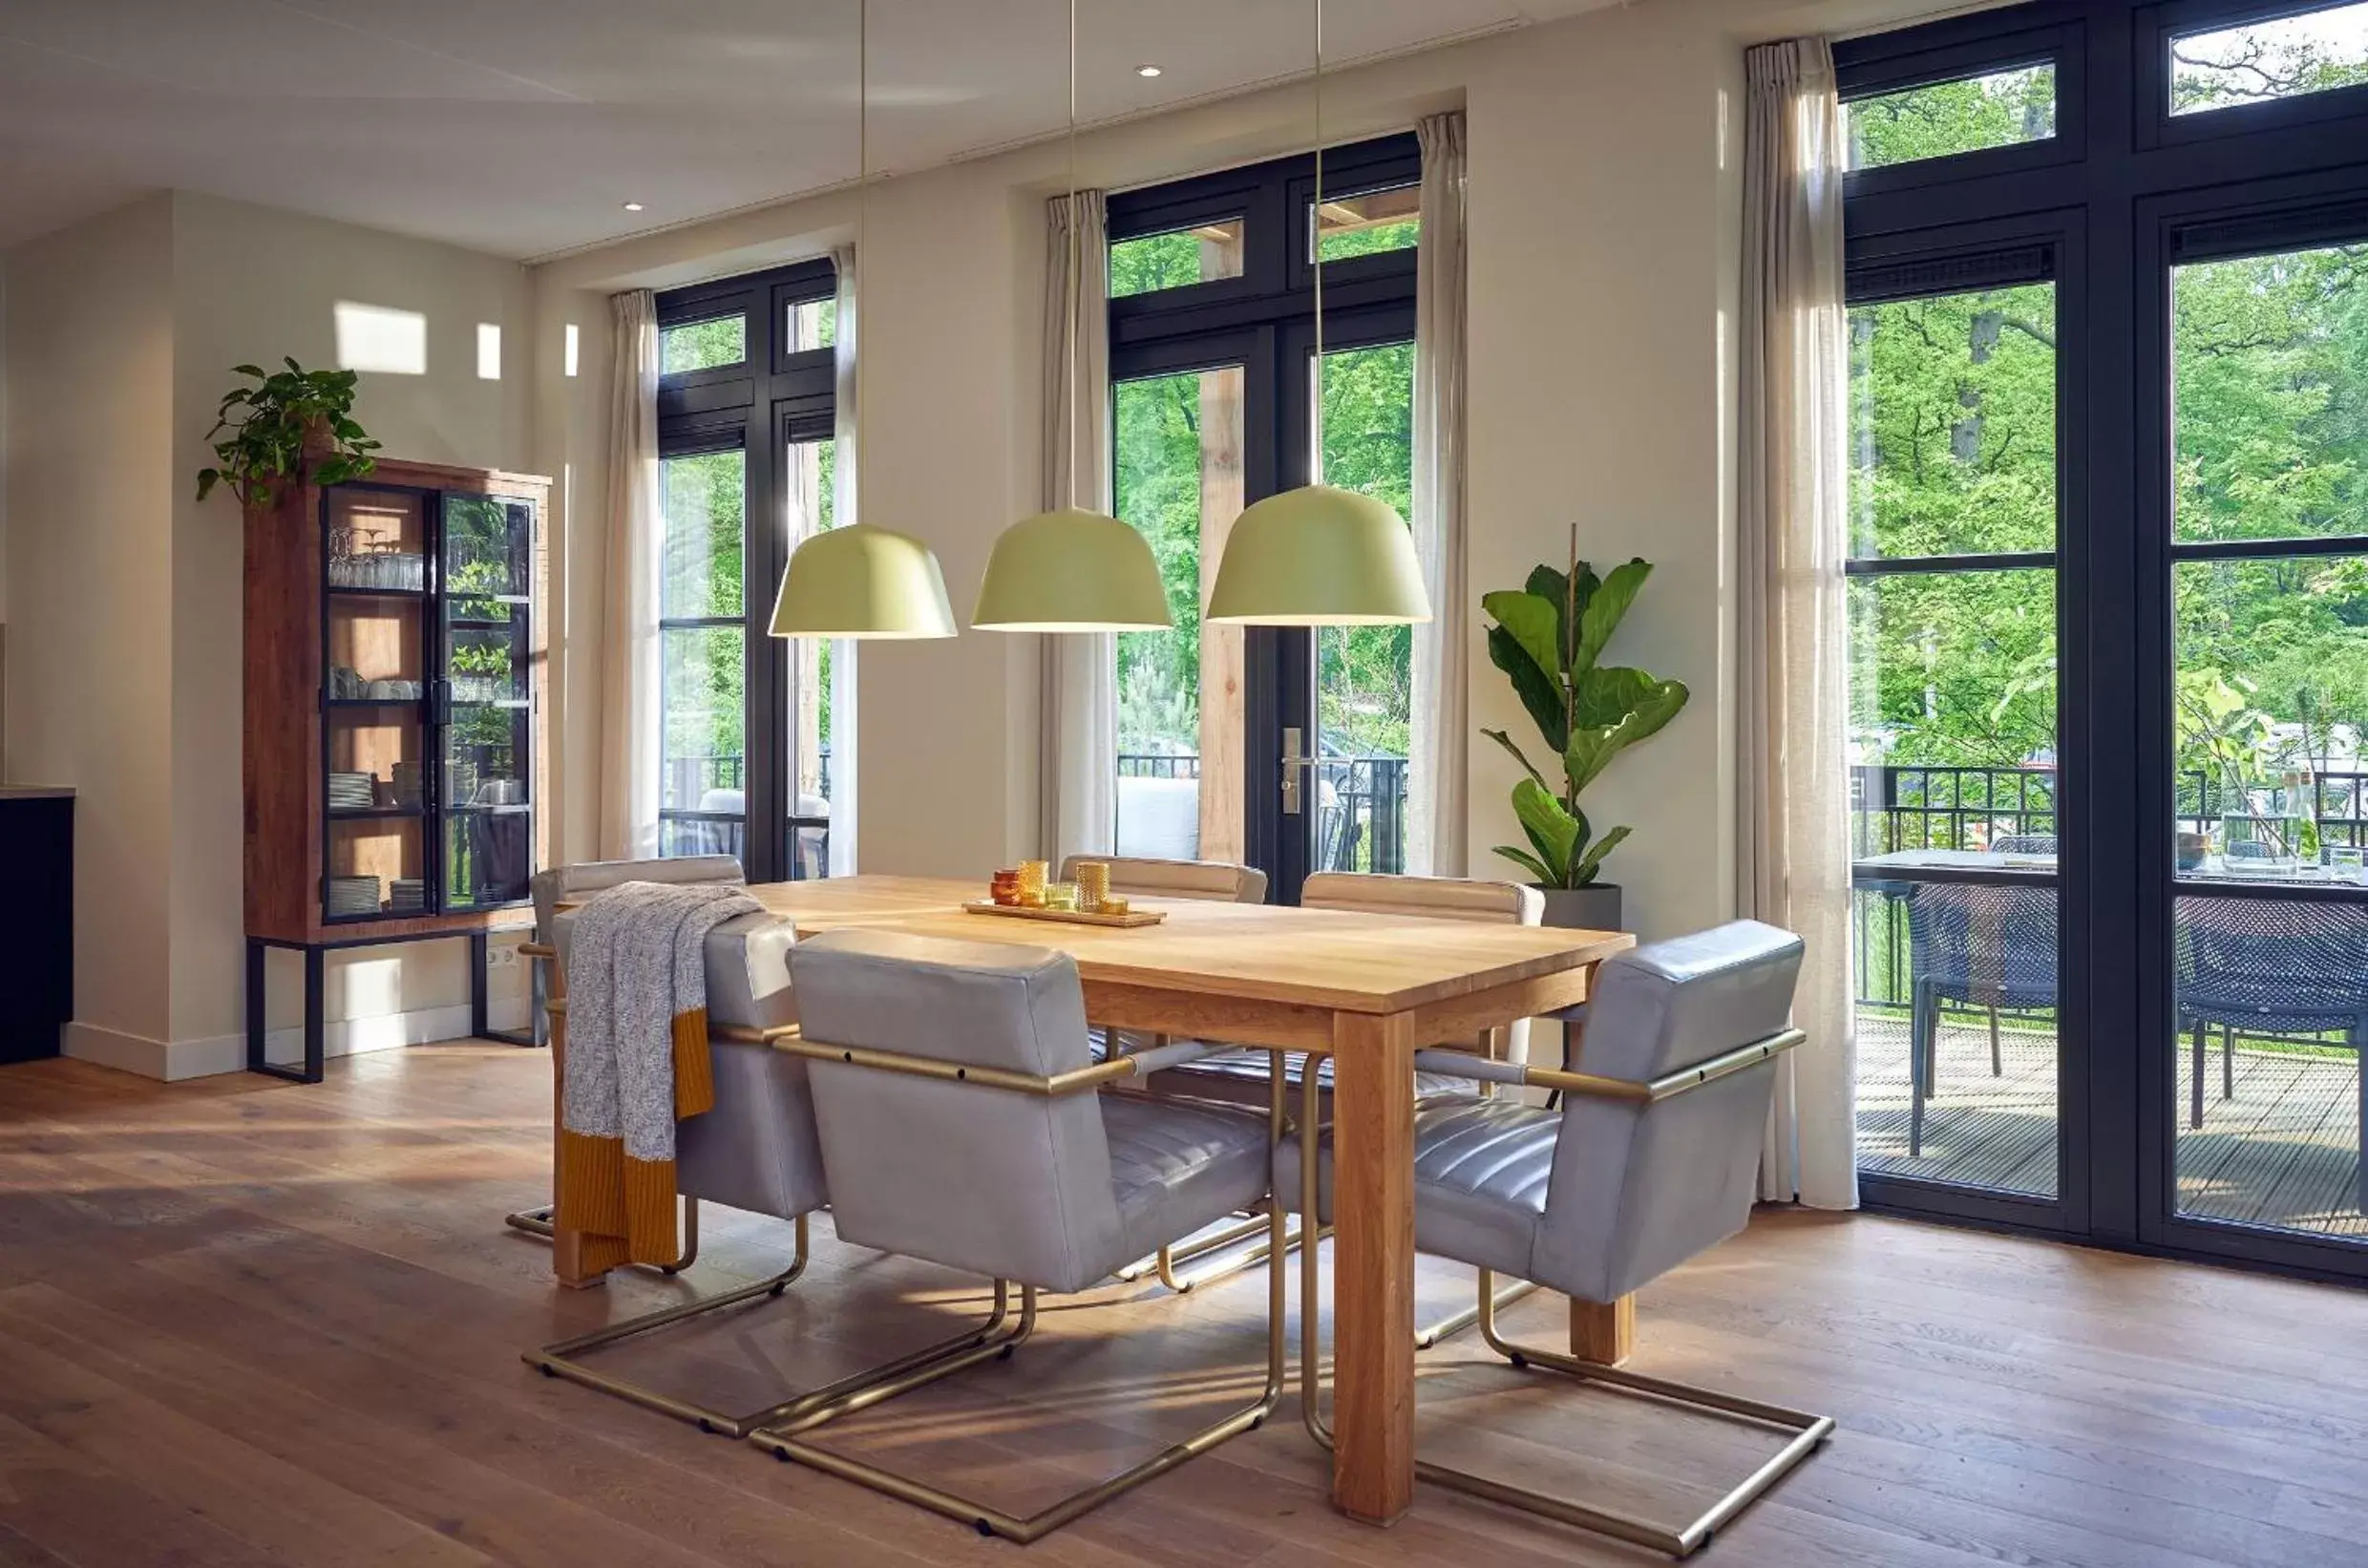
0;0;1605;261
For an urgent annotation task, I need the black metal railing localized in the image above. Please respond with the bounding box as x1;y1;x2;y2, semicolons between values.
1850;762;2368;1006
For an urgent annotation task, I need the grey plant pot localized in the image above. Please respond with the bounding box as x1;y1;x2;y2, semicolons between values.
1536;882;1623;933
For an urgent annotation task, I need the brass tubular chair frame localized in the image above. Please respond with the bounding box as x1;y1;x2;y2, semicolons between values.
1297;1027;1832;1559
526;1217;1027;1439
748;1047;1292;1542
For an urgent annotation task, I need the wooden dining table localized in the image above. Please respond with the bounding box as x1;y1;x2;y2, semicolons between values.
547;874;1633;1526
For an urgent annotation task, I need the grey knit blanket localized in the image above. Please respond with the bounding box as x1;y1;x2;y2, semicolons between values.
562;880;762;1164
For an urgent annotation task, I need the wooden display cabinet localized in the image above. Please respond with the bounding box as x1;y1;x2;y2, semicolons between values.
243;456;549;1078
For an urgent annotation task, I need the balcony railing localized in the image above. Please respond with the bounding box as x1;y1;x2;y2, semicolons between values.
1117;751;1407;873
1850;762;2368;1007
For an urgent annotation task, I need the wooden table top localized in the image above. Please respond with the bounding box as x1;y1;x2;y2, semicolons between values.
734;875;1633;1015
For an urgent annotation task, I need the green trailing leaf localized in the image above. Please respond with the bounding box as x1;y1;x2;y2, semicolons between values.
195;360;377;508
1487;624;1568;750
1483;590;1564;686
1575;558;1652;675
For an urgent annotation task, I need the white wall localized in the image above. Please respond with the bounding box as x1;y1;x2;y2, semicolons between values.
534;0;1868;939
3;191;537;1076
169;191;536;1055
3;196;179;1049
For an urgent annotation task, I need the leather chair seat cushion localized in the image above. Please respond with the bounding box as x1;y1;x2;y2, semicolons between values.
1101;1095;1276;1272
1276;1094;1554;1281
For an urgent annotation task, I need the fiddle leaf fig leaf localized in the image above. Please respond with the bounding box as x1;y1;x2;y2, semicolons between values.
1575;558;1652;674
1488;624;1568;750
1483;590;1564;683
1512;776;1581;885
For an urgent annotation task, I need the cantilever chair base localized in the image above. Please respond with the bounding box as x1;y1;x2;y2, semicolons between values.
752;1241;1287;1542
524;1217;1027;1440
1293;1058;1829;1559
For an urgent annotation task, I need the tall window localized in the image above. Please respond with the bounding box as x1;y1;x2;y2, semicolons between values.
1106;135;1421;894
1838;0;2368;1278
654;260;841;880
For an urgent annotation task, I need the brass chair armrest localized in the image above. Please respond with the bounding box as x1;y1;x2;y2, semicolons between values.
775;1035;1150;1097
1412;1028;1806;1105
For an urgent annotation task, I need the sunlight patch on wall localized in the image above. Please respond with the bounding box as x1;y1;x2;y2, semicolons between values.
564;322;580;377
476;323;502;381
333;302;427;375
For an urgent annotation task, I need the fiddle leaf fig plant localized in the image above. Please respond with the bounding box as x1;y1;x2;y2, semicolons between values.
1483;529;1689;888
195;359;379;509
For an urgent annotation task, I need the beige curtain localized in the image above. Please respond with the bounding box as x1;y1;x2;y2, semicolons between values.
1039;190;1117;862
1739;38;1857;1210
1408;110;1469;877
597;288;663;861
825;244;860;875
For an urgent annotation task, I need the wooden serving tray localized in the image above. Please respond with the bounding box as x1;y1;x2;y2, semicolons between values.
961;901;1167;929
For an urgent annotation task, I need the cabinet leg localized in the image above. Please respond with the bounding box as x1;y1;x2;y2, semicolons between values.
469;931;490;1040
245;940;266;1071
302;946;326;1084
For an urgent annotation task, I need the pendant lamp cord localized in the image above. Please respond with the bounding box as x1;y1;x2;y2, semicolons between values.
856;0;868;522
1067;0;1081;509
1311;0;1325;487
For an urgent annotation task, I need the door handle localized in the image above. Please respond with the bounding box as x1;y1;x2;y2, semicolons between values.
1280;726;1316;816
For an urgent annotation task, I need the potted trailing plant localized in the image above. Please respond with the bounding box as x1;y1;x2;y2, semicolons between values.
1482;527;1689;930
195;359;379;510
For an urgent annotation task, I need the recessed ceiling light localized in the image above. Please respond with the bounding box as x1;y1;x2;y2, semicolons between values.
1135;64;1162;77
623;201;645;212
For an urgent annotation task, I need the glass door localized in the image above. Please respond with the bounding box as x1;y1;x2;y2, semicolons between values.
1111;355;1250;867
437;491;534;911
1843;253;2075;1221
2155;222;2368;1260
783;424;840;878
323;486;431;923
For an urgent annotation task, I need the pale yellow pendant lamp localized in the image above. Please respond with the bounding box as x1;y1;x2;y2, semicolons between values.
1204;0;1430;628
769;0;959;641
972;0;1171;634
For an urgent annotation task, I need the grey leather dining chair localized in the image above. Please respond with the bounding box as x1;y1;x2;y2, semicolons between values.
519;861;1007;1441
1281;921;1830;1558
750;927;1289;1543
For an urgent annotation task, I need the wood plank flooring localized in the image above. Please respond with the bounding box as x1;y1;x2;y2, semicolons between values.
8;1045;2368;1566
1858;1012;2368;1238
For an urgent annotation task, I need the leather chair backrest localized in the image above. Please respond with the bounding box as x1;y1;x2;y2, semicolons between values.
532;855;743;943
545;861;815;1221
789;928;1125;1293
1303;872;1544;1060
1301;871;1543;926
1064;855;1267;904
1532;922;1803;1304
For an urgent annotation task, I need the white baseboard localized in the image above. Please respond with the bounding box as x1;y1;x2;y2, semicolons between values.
63;997;532;1083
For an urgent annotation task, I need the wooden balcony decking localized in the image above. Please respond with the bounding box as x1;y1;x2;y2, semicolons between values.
1856;1010;2368;1240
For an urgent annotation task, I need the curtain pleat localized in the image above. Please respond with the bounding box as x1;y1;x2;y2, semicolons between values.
597;289;663;861
1409;110;1470;879
1738;38;1858;1209
1039;190;1118;863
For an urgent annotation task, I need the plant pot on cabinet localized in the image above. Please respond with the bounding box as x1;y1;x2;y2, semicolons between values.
1536;882;1622;933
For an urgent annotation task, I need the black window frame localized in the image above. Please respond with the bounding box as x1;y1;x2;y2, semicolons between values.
654;258;837;881
1836;0;2368;1283
1107;133;1420;900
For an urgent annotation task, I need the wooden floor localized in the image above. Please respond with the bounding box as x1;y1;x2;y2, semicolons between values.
11;1047;2368;1567
1858;1013;2368;1238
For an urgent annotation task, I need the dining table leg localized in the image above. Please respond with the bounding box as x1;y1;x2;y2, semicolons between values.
1328;1007;1418;1525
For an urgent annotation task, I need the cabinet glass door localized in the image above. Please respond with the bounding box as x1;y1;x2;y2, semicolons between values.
439;492;533;911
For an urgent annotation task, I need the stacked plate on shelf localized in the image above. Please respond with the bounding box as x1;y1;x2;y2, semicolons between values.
388;878;426;914
327;876;383;918
328;772;377;811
